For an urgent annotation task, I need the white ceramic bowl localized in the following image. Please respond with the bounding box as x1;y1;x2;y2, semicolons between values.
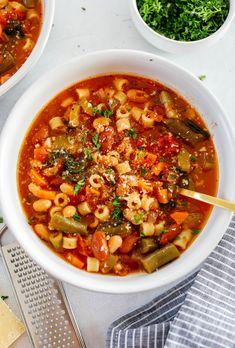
130;0;235;53
1;49;235;294
0;0;55;98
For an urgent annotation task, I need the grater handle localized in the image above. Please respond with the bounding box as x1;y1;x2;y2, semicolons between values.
0;227;87;348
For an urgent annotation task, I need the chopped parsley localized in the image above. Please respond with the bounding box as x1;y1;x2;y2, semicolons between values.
112;207;123;221
93;107;113;117
134;212;145;224
140;166;146;177
112;196;121;207
28;216;34;225
140;232;145;237
0;216;3;223
198;75;206;81
181;201;187;207
192;229;201;235
175;236;180;241
161;228;169;234
1;296;8;301
74;179;85;195
81;136;87;143
92;133;101;149
190;155;198;162
137;147;145;158
127;128;138;139
84;148;93;160
137;0;229;42
73;213;81;221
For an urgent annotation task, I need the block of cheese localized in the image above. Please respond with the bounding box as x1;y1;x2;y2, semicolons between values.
0;298;25;348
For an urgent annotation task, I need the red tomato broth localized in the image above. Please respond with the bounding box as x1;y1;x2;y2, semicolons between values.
17;74;218;275
0;0;42;84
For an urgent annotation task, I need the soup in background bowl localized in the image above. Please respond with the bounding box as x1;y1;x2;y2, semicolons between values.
0;50;234;293
0;0;54;97
17;73;218;276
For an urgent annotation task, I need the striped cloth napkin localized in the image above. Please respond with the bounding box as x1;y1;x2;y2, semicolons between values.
106;214;235;348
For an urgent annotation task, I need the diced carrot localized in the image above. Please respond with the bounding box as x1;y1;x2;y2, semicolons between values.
152;162;166;176
85;186;100;197
170;212;189;225
134;151;157;168
29;169;47;187
34;146;48;162
138;179;153;193
156;188;168;204
67;253;84;269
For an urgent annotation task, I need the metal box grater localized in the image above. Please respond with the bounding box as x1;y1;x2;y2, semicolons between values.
0;227;87;348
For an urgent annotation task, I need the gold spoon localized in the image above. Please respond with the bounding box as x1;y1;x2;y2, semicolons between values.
179;188;235;212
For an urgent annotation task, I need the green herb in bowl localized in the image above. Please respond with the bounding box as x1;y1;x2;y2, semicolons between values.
136;0;229;41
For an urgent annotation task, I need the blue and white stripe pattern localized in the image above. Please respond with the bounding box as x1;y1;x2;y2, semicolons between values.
106;215;235;348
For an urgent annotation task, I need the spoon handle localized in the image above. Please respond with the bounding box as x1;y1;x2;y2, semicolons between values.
179;188;235;212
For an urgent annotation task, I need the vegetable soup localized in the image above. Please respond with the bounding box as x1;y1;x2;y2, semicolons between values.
0;0;42;85
18;74;218;275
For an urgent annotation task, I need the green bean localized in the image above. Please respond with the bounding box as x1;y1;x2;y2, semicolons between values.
160;91;178;119
140;238;158;254
99;221;132;236
0;51;15;75
165;119;206;146
178;148;191;173
140;243;180;273
101;255;118;273
50;214;88;235
49;232;63;249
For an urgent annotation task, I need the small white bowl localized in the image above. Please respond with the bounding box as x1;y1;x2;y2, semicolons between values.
1;49;235;294
130;0;235;53
0;0;55;98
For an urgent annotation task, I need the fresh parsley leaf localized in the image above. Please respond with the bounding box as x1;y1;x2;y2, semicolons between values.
134;212;145;224
190;155;197;162
73;213;81;221
192;229;201;235
0;216;3;223
140;232;145;237
93;108;113;117
74;179;85;195
28;216;34;225
92;133;101;149
161;228;169;234
175;236;180;241
84;148;93;160
112;196;121;207
111;207;122;221
140;166;146;177
1;296;8;301
127;128;138;140
198;75;206;81
136;148;145;158
181;201;187;207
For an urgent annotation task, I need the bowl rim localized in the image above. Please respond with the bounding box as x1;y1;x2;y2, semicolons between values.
131;0;235;45
0;0;55;98
1;49;235;293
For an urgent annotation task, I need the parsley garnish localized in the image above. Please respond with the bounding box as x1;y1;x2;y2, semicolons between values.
1;296;8;301
134;212;145;224
137;0;229;42
92;133;101;149
112;196;121;207
93;107;113;117
175;236;180;241
0;216;3;223
140;232;145;237
137;148;145;158
127;128;138;140
74;179;85;195
181;201;187;207
140;166;146;177
161;228;169;234
112;207;123;221
198;75;206;81
84;148;93;160
192;229;201;235
73;213;81;221
81;136;87;143
190;155;197;162
28;216;34;225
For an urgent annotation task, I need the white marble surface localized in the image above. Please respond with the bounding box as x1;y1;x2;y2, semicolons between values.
0;1;235;347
